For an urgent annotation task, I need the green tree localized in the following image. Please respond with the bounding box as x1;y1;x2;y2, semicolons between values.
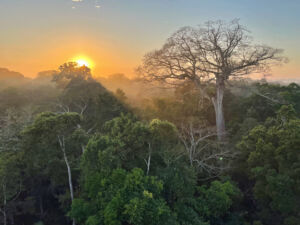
53;62;93;88
238;105;300;225
22;112;85;225
196;180;241;223
0;152;22;225
0;108;33;225
70;168;176;225
53;62;128;132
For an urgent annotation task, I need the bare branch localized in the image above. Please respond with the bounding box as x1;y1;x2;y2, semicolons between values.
138;19;286;140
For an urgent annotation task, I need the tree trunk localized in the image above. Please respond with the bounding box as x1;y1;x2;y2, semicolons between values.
58;136;76;225
146;154;151;176
3;210;6;225
146;143;152;175
81;144;85;154
211;78;225;141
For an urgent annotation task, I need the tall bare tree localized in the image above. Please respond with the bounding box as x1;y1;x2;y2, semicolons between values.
138;19;285;140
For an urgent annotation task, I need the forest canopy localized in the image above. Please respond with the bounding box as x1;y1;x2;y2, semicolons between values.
0;21;299;225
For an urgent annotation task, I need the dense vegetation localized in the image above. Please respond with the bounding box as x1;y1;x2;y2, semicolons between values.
0;60;299;225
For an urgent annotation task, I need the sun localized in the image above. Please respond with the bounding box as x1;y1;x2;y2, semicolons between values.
76;59;90;67
71;56;94;69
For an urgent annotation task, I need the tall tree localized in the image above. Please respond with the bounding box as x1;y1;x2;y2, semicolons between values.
53;62;93;87
0;108;33;225
139;19;284;140
237;105;300;225
0;152;22;225
22;112;84;225
53;62;128;132
52;62;104;125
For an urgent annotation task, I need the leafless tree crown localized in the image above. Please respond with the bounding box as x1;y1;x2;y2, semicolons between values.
139;19;285;86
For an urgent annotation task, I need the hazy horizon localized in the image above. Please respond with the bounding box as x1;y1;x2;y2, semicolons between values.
1;0;300;80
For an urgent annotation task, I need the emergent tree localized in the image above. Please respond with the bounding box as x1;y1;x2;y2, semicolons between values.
139;19;285;140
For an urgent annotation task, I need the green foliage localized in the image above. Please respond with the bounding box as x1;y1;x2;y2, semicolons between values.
72;114;241;225
238;105;300;224
22;112;83;185
197;181;241;220
149;119;178;146
53;62;93;88
0;151;23;218
83;114;180;173
115;88;127;102
71;168;176;225
158;165;205;225
53;62;128;131
21;112;86;224
34;222;44;225
139;81;215;126
225;82;300;142
0;88;29;112
1;75;299;225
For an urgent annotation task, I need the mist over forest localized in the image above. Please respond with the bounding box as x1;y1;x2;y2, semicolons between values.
0;15;300;225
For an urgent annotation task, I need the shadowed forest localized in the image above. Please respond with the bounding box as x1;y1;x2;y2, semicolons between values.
0;21;300;225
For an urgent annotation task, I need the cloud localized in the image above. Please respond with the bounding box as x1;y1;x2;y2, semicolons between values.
95;5;101;8
72;0;83;2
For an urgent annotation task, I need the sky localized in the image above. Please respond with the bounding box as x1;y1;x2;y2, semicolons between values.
0;0;299;80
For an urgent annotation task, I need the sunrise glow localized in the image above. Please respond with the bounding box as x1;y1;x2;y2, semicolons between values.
1;2;300;225
71;56;94;69
0;0;299;80
76;59;89;67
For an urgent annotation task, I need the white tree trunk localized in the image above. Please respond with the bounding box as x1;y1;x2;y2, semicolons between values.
212;79;225;141
145;143;152;176
146;154;151;176
81;144;85;154
58;136;76;225
2;211;6;225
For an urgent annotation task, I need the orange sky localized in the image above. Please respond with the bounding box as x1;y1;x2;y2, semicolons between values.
1;32;299;81
0;36;298;81
0;0;299;81
0;34;142;78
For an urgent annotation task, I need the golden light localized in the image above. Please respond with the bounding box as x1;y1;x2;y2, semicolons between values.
76;59;90;67
71;56;94;69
